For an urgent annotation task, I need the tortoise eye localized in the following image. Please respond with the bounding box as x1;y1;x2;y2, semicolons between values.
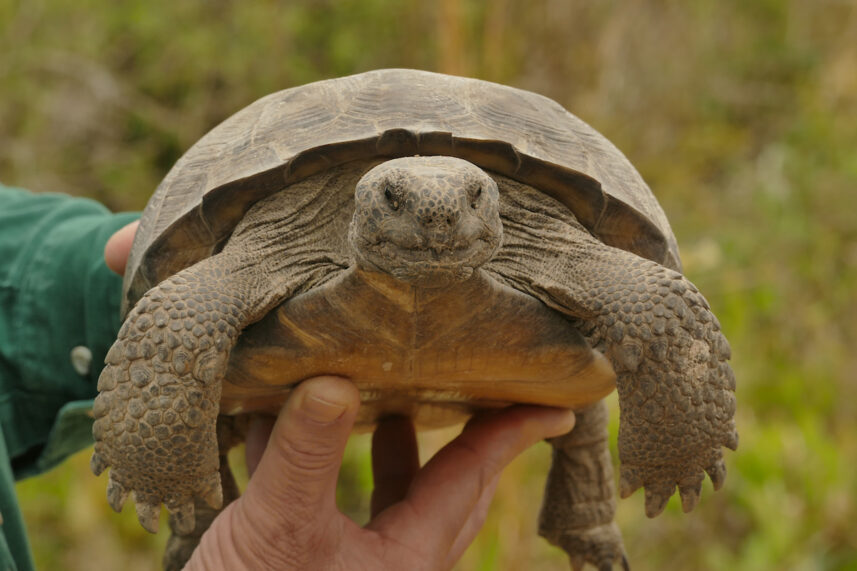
384;185;400;210
471;186;482;209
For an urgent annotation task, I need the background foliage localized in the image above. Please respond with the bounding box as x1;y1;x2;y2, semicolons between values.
3;0;856;569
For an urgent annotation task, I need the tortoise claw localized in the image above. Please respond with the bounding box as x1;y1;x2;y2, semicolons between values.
136;499;162;534
90;452;108;476
618;468;643;499
106;476;128;512
643;483;674;518
725;430;739;451
200;474;224;510
679;480;702;513
706;458;727;490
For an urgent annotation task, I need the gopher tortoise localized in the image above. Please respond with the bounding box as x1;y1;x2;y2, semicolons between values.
91;69;737;569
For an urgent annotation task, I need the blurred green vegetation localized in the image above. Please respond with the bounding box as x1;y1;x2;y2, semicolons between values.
3;0;856;569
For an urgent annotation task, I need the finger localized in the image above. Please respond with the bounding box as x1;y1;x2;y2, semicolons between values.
245;414;276;477
371;416;419;518
369;405;575;556
445;472;500;566
104;220;140;276
241;376;359;524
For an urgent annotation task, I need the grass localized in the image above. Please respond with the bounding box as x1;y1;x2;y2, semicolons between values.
4;1;857;569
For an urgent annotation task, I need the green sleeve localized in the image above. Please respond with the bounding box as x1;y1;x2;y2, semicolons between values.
0;184;139;570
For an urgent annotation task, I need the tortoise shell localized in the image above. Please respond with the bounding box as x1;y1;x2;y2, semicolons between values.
93;71;738;566
124;68;680;313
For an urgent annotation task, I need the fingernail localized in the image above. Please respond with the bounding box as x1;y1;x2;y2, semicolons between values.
300;392;348;423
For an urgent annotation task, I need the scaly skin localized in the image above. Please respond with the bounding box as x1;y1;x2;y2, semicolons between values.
91;254;259;533
540;402;628;570
568;243;738;517
162;416;248;571
489;178;738;520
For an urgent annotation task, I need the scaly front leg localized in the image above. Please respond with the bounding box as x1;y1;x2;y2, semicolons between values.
567;244;739;517
90;253;274;534
517;239;737;517
490;187;738;519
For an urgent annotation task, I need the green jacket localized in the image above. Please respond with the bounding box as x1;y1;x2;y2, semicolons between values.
0;184;138;570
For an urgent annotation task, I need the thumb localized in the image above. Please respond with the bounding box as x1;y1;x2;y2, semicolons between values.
241;376;360;522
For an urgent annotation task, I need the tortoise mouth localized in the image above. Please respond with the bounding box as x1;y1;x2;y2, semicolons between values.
356;236;495;283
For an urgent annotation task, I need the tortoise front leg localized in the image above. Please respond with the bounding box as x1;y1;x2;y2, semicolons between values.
562;243;739;517
519;239;737;516
90;253;277;534
491;190;738;518
539;402;628;571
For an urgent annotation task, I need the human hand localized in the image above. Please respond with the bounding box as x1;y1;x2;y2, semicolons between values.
183;376;574;571
104;220;139;276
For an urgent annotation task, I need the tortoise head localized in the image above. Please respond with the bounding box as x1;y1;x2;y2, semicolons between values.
349;156;502;286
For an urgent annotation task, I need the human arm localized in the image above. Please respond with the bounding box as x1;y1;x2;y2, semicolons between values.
0;185;139;570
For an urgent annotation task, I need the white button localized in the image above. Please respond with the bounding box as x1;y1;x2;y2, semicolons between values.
71;345;93;376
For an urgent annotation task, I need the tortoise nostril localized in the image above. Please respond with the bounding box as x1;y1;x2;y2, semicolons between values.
419;210;461;229
418;212;461;230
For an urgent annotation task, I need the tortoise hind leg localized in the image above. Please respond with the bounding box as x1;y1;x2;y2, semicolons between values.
162;453;240;570
539;402;627;571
